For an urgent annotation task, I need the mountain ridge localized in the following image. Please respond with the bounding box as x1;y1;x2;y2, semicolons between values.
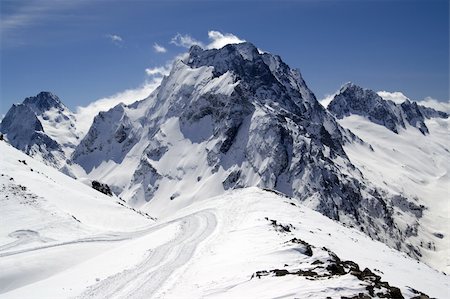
328;82;448;134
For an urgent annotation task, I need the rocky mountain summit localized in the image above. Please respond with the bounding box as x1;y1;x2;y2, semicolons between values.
1;92;80;167
328;83;448;134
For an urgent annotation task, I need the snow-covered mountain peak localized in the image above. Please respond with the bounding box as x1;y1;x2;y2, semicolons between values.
339;81;356;92
328;83;448;134
1;91;81;167
22;91;65;114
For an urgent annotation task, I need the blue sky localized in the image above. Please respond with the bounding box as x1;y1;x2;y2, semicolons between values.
1;0;448;115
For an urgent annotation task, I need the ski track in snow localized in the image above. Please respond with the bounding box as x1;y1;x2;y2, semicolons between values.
0;209;217;298
77;210;216;299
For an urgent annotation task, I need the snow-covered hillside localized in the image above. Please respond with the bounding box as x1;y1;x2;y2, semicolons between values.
337;115;450;273
0;140;154;293
1;164;447;299
1;40;448;293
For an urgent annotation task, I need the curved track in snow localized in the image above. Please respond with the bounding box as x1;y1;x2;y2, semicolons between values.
78;210;217;299
0;209;214;259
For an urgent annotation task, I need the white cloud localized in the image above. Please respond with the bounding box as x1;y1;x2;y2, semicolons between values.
106;34;123;44
206;30;245;49
170;33;204;48
75;79;161;135
145;65;171;77
377;91;409;104
377;91;450;113
170;31;245;50
417;97;450;114
153;43;167;53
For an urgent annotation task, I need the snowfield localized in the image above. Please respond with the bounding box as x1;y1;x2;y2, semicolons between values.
338;116;450;273
1;141;448;298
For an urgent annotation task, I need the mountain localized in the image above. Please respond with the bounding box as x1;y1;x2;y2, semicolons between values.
68;42;449;273
327;83;448;134
0;140;446;298
2;42;448;276
0;92;80;167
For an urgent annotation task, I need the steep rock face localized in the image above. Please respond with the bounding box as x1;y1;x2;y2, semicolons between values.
22;91;66;114
0;92;80;167
71;42;428;262
71;104;142;172
328;83;448;134
0;103;64;166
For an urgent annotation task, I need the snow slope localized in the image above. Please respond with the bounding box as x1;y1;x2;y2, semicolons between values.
338;115;450;273
1;144;447;299
0;140;154;293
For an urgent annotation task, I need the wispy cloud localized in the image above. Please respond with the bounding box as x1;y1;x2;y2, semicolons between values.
153;43;167;53
1;1;82;35
106;34;123;46
377;91;450;113
206;31;245;49
377;91;409;104
417;97;450;114
75;79;162;135
170;31;245;50
145;66;170;76
170;33;203;48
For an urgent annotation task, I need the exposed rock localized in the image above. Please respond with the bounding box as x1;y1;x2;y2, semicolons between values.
91;180;113;196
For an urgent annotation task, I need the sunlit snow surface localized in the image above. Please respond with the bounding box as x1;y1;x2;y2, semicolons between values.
339;115;450;273
0;141;448;298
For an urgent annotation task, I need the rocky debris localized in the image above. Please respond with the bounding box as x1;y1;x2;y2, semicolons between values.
408;287;431;299
252;241;410;298
265;217;294;233
116;200;156;221
71;215;81;223
341;294;371;299
433;232;444;239
170;192;180;200
91;180;113;196
1;180;39;207
288;238;313;256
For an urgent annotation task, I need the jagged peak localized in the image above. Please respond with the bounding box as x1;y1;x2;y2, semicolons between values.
338;82;365;94
188;44;203;55
187;41;260;62
22;91;65;113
